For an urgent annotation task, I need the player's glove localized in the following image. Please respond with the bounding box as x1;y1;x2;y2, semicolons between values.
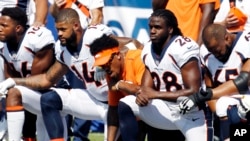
189;88;213;105
237;95;250;121
94;66;106;82
178;88;213;114
0;78;16;97
178;96;195;114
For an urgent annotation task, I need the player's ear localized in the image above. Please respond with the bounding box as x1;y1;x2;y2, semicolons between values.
73;20;81;31
224;33;231;44
168;27;173;35
116;52;122;60
16;25;24;35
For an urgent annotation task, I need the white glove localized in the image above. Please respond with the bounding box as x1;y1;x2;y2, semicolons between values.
178;96;196;114
94;67;106;82
0;78;16;96
237;95;250;120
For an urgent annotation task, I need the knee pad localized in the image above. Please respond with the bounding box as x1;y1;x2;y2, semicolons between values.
233;71;249;94
40;90;62;110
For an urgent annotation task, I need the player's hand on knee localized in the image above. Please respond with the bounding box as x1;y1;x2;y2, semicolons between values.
0;78;16;96
188;88;213;105
194;88;213;104
237;95;250;121
136;93;149;107
178;88;212;114
178;96;196;114
94;66;106;82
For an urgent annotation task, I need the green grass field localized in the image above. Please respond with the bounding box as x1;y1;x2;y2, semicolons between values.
69;132;104;141
88;132;148;141
88;132;104;141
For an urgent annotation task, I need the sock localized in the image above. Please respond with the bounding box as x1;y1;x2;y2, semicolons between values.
220;118;230;140
40;91;63;139
118;101;138;141
22;111;37;139
6;106;25;141
205;108;214;141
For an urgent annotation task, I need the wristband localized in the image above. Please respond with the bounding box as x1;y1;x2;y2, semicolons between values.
115;80;124;90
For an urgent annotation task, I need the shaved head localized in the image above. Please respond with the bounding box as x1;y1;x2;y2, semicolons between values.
55;8;80;24
202;23;236;63
202;24;227;47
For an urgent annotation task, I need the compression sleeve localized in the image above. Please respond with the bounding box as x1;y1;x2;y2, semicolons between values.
233;71;249;94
